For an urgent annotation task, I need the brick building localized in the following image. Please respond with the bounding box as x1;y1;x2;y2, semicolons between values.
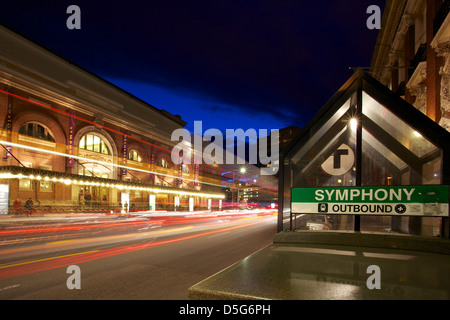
0;25;224;214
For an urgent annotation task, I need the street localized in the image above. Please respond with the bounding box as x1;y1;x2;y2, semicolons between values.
0;209;277;299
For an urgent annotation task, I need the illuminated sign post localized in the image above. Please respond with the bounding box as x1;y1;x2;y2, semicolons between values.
291;185;449;217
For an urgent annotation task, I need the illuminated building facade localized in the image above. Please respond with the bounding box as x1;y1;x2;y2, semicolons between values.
0;25;224;213
371;0;450;130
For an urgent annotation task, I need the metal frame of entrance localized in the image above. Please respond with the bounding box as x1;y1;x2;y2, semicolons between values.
278;69;450;238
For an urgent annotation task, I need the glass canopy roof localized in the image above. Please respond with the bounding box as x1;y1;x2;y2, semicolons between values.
278;69;450;238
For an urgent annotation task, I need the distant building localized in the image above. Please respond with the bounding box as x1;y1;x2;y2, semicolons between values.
219;152;278;208
371;0;450;130
257;125;302;178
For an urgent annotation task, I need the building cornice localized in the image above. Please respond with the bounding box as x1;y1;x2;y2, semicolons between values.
0;68;176;148
371;0;408;82
0;24;186;129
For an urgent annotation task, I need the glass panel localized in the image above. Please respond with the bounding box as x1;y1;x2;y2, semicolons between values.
19;123;55;142
361;92;444;236
102;188;108;201
40;181;52;192
81;134;109;154
291;97;351;164
423;157;441;184
362;128;407;187
362;92;437;158
362;129;407;170
129;150;138;160
158;158;168;168
79;136;85;149
289;97;356;232
101;141;109;154
85;134;93;151
36;124;45;139
93;135;100;153
291;110;356;188
19;179;32;190
27;123;33;136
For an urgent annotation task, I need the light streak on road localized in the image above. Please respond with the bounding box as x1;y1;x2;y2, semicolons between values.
0;211;276;279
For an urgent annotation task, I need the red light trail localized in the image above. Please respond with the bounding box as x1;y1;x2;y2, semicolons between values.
0;215;274;279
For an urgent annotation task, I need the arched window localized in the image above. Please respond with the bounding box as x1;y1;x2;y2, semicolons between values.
181;164;190;173
157;158;169;168
79;134;110;155
19;122;55;142
128;150;142;162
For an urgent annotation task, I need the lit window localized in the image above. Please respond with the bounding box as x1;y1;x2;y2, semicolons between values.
79;136;85;149
182;164;189;173
19;179;32;190
19;122;55;142
40;181;53;192
79;134;110;155
93;135;100;153
128;150;142;162
157;158;169;168
101;141;109;154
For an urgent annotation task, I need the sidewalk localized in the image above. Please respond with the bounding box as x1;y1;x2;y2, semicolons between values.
188;231;450;300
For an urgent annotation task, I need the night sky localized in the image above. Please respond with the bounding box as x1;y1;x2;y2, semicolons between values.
0;0;385;134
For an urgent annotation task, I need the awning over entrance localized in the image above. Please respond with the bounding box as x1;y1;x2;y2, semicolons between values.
278;69;450;238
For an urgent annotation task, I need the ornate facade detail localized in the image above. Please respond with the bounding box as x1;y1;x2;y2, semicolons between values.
406;61;427;115
439;116;450;131
93;112;104;126
395;14;415;45
409;83;427;114
435;42;450;115
380;14;415;84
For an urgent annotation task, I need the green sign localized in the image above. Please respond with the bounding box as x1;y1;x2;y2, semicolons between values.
291;185;449;217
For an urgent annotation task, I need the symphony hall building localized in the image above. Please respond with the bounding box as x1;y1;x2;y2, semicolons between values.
0;25;225;214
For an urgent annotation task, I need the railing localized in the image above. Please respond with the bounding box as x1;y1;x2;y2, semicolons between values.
434;0;450;35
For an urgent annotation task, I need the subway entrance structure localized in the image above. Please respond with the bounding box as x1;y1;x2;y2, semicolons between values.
189;70;450;300
190;70;450;300
278;69;450;238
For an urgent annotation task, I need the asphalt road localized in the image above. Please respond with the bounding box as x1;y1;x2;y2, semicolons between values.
0;210;277;300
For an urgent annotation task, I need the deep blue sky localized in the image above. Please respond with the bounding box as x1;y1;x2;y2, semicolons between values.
0;0;385;134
